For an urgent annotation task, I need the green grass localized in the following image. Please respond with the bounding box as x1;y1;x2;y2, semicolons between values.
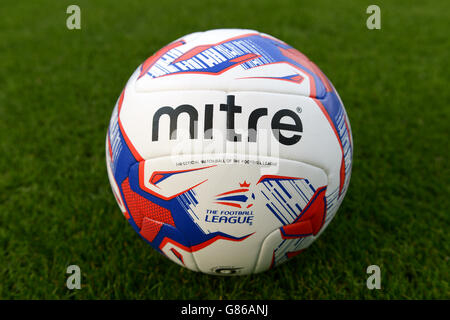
0;0;448;299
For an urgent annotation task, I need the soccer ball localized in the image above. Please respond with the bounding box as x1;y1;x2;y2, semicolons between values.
106;29;353;275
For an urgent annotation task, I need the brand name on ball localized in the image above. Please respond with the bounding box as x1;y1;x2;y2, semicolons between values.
152;95;302;145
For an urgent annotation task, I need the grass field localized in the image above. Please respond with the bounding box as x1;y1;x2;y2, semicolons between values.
0;0;448;299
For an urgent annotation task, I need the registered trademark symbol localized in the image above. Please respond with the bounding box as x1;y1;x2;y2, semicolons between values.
296;107;302;113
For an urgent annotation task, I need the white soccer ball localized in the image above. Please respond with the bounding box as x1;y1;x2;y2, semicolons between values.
106;29;353;275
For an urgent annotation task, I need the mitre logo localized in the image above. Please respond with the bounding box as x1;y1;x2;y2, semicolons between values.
151;95;302;145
